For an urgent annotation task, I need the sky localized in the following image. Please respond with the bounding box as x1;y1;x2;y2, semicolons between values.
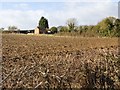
0;0;120;30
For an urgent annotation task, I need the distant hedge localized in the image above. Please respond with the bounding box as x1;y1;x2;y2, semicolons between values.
57;17;120;37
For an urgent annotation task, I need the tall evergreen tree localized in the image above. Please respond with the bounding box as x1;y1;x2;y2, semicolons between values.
39;16;49;33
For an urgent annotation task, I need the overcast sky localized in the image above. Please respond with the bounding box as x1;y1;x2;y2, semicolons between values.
0;0;119;29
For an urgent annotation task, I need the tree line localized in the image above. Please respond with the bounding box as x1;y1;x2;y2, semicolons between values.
38;16;120;37
1;16;120;37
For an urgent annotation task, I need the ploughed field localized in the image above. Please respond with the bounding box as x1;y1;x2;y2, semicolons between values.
2;34;120;89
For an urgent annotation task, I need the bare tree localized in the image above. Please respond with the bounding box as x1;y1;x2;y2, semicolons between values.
8;26;18;32
66;18;77;32
0;28;4;33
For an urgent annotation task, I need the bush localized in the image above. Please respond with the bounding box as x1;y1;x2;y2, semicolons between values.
50;27;58;34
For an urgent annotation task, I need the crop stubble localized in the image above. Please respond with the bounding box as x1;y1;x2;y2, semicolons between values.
2;34;120;89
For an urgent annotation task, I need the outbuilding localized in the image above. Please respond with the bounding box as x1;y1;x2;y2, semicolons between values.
34;27;40;34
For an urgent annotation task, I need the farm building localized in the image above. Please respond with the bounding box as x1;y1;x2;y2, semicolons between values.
3;27;50;34
34;27;40;34
19;30;34;34
18;28;40;34
34;27;50;34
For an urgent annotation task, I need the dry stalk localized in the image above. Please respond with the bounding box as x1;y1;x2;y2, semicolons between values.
0;68;16;84
34;82;43;88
